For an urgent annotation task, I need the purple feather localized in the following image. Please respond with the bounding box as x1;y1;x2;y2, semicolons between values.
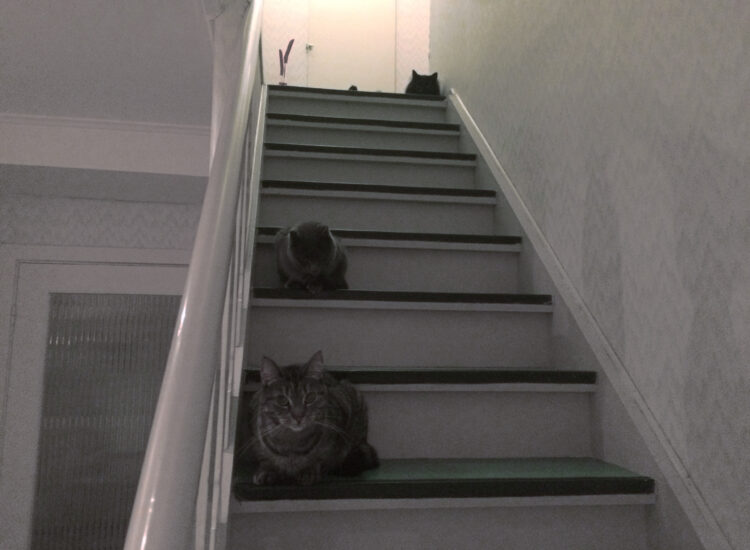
284;39;295;63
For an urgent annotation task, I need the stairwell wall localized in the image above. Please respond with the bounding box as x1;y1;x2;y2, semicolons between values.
431;2;749;550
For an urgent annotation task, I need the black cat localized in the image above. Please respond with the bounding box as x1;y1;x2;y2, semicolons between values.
405;70;441;95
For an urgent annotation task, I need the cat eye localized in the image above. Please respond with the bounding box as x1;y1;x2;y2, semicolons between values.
303;393;319;405
274;396;289;408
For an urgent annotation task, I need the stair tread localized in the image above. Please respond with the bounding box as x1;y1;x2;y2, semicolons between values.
252;288;552;305
268;84;446;102
265;142;476;161
242;367;596;386
256;226;519;246
233;457;654;502
267;112;459;132
261;180;495;198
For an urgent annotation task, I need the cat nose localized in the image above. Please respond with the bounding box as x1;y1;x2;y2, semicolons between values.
291;408;305;423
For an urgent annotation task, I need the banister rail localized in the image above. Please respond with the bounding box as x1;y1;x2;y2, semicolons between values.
124;1;264;549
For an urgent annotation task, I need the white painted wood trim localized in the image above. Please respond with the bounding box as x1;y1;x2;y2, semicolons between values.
250;298;553;313
448;89;731;550
231;493;655;514
0;113;210;177
264;149;476;167
260;188;494;205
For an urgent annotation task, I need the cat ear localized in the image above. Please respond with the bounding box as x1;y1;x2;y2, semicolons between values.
260;356;281;386
412;69;418;77
305;350;325;379
430;72;438;80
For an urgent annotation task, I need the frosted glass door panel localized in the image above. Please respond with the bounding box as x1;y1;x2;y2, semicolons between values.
31;293;179;550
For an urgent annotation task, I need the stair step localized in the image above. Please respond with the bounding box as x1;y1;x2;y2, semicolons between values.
261;180;494;200
256;226;518;248
265;143;475;162
242;366;595;389
252;288;551;310
233;457;654;505
253;242;519;293
262;143;475;187
253;227;521;293
240;367;595;458
246;292;552;368
258;182;495;234
265;115;460;152
269;84;447;102
266;113;459;132
268;85;447;123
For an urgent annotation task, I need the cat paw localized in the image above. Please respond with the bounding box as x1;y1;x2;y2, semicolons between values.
305;283;323;295
252;467;280;485
296;468;322;485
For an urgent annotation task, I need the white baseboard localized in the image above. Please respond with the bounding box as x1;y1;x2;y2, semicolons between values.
447;89;730;550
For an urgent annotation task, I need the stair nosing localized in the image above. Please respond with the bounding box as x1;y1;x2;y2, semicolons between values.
266;113;460;133
242;367;596;386
233;458;655;504
252;288;551;306
265;142;476;162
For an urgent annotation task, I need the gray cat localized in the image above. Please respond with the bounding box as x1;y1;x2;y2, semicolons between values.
274;221;348;294
238;351;379;485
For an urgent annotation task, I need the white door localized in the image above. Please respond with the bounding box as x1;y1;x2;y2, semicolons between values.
307;0;396;92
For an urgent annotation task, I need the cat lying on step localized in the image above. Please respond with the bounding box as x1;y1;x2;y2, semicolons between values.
274;221;348;294
238;351;379;485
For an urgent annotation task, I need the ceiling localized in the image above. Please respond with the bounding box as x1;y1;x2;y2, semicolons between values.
0;0;213;127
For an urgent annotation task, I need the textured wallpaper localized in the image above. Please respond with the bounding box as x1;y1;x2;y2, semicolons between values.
431;2;749;548
0;194;200;250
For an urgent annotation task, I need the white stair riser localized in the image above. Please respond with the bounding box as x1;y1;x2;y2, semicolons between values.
262;156;476;188
366;390;592;458
258;195;495;234
253;245;520;293
246;308;552;367
229;505;649;550
268;96;447;123
266;125;460;153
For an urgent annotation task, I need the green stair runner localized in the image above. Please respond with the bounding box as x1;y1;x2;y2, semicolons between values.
234;457;654;501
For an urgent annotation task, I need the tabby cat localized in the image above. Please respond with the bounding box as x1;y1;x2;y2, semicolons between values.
237;351;379;485
274;221;348;294
405;70;441;95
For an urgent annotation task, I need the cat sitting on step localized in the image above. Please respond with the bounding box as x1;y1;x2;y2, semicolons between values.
274;221;348;294
237;351;379;485
405;70;441;95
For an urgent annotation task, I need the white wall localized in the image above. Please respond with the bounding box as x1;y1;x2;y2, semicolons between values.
262;0;430;92
430;2;749;549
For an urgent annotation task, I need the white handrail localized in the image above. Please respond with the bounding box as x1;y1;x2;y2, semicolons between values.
124;1;264;549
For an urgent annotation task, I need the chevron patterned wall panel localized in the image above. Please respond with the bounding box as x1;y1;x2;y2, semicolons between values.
430;2;750;549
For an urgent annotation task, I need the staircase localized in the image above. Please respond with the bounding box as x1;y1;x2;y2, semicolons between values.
229;85;655;550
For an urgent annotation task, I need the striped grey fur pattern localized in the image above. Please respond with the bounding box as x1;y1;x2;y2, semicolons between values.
237;351;378;485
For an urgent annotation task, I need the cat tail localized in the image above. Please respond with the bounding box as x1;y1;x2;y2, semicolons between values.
336;442;379;477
